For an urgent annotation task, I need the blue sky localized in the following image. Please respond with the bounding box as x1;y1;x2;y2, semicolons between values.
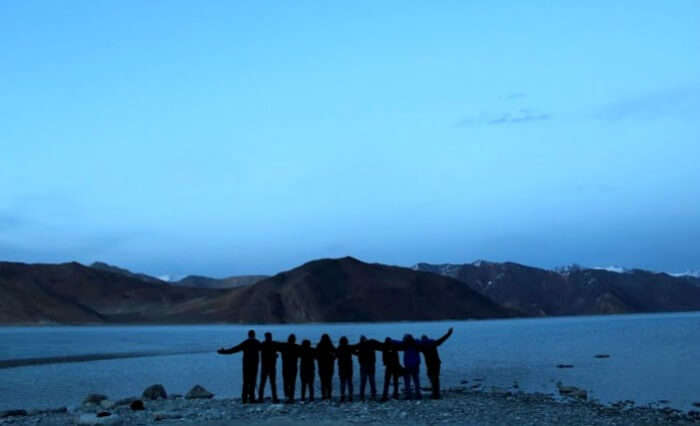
1;1;699;277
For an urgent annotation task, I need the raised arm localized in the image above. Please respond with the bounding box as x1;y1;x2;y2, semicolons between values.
434;328;453;346
217;341;245;355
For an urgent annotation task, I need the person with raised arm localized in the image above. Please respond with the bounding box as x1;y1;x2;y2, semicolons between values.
420;327;453;399
217;329;260;404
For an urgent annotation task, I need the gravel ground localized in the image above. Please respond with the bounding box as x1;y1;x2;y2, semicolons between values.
2;389;699;425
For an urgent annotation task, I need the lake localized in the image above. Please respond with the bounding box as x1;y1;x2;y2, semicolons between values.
1;312;699;411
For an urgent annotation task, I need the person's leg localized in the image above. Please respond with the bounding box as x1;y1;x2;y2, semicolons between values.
392;369;400;398
339;375;346;402
433;364;441;399
412;367;422;399
258;369;268;402
249;366;258;403
403;370;412;399
382;367;390;400
270;368;279;403
359;367;367;400
369;366;376;399
348;374;354;402
290;368;297;401
309;372;315;401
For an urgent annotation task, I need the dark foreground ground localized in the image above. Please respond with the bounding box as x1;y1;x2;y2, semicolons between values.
2;388;699;426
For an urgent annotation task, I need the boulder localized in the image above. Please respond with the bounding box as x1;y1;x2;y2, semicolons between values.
185;385;214;400
75;413;122;425
129;400;145;411
83;394;108;405
557;385;587;400
556;364;574;369
142;384;167;400
0;410;27;418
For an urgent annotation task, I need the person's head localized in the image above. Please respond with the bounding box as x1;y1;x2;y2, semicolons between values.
360;335;367;344
403;333;415;344
320;334;331;345
265;332;272;342
384;337;392;345
421;334;430;343
248;330;255;339
288;334;296;344
302;339;311;348
339;336;348;346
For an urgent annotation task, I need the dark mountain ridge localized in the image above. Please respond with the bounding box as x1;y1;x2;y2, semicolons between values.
176;257;514;323
89;261;267;289
0;257;513;324
413;261;700;316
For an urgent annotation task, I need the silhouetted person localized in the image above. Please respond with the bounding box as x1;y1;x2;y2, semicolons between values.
258;332;280;403
336;336;358;402
217;329;260;403
278;333;301;402
316;334;336;400
380;337;403;401
356;335;381;401
420;328;453;399
299;339;317;401
389;334;422;399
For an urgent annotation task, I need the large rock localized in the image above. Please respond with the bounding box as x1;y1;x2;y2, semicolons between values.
75;413;122;425
83;394;108;405
129;400;145;411
142;384;167;400
557;384;587;400
185;385;214;400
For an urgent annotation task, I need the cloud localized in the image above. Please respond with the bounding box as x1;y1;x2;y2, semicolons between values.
594;87;700;122
456;108;552;127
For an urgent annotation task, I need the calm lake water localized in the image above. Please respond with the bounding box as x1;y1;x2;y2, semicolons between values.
1;312;699;411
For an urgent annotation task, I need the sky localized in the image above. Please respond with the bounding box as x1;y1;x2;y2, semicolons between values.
1;1;699;278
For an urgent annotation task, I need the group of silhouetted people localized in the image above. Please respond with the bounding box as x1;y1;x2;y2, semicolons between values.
217;327;453;403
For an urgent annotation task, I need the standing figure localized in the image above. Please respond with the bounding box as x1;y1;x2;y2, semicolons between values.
389;334;422;400
316;334;336;400
278;334;301;402
380;337;403;401
356;336;381;401
217;329;260;403
420;328;453;399
258;332;280;403
299;339;317;402
335;336;358;402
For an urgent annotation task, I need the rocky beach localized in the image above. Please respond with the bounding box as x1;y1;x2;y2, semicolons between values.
2;384;699;426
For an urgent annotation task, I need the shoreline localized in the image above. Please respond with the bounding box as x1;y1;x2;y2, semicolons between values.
2;388;699;425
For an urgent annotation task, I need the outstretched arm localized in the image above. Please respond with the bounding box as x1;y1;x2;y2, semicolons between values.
434;328;454;346
217;341;244;355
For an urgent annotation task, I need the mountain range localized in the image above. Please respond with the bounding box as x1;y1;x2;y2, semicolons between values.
413;261;700;316
89;262;268;289
1;257;699;324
